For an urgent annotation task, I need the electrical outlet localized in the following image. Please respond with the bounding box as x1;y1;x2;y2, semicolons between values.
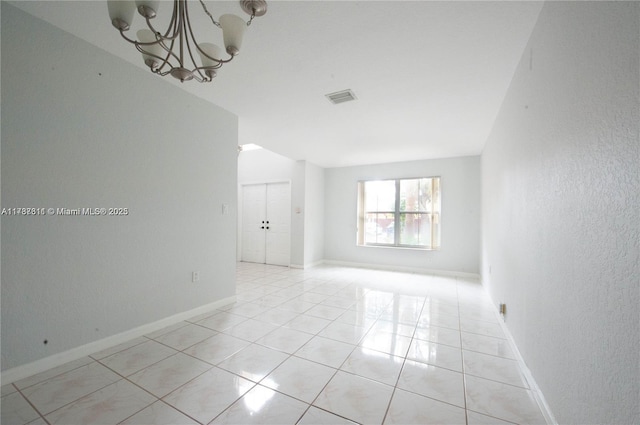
192;271;200;283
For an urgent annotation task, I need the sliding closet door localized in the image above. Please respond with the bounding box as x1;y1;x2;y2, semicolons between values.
241;182;290;266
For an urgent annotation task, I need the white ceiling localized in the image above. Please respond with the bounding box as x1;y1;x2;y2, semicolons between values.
10;0;543;168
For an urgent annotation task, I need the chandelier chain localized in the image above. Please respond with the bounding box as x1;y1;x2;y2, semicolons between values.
198;0;221;28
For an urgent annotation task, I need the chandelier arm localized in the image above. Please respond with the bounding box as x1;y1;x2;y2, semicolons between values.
156;37;182;65
163;0;180;39
134;42;175;73
145;17;180;43
118;29;142;45
184;4;233;67
133;29;180;72
151;67;174;77
149;7;183;70
182;1;207;81
110;0;266;83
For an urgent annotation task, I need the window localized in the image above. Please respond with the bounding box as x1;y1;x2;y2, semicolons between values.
357;177;440;249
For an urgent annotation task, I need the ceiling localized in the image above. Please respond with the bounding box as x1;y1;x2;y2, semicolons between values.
10;1;543;168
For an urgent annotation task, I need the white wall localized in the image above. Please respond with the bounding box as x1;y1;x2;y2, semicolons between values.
303;162;325;266
481;2;639;423
1;4;238;371
324;157;480;275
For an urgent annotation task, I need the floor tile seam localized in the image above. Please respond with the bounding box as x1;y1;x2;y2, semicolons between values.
253;380;317;410
282;317;330;334
160;324;223;346
303;359;353;422
295;404;315;425
139;357;215;399
13;358;96;392
97;350;214;400
120;399;204;425
408;293;467;413
462;369;530;390
38;372;156;421
288;350;344;371
466;408;520;425
251;334;313;356
175;330;254;366
380;292;428;425
203;347;302;424
456;288;471;422
10;386;50;425
89;337;153;362
308;403;365;425
460;346;518;361
0;383;18;397
140;335;204;356
18;359;123;412
405;344;464;373
160;369;257;425
395;362;468;412
219;327;277;345
410;334;462;349
383;289;436;423
98;348;183;380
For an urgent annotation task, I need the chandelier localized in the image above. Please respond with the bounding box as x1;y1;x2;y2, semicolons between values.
107;0;267;83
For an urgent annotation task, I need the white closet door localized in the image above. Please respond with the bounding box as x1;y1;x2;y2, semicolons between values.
241;182;290;266
241;184;267;264
265;182;291;266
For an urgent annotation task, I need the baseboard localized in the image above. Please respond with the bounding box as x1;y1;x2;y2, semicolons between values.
485;298;558;424
323;259;480;279
1;296;236;385
290;260;325;270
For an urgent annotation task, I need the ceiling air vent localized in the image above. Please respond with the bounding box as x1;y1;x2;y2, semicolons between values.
325;89;357;105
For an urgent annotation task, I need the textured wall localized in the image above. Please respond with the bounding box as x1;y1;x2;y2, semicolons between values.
1;4;238;370
324;156;480;274
481;2;639;423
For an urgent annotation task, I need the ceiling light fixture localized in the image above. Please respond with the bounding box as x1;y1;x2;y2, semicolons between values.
107;0;267;83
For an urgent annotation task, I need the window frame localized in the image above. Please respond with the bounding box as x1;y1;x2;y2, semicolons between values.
357;176;441;250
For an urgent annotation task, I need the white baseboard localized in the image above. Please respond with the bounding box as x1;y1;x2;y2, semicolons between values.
288;260;325;270
323;259;480;279
486;298;558;424
1;296;236;385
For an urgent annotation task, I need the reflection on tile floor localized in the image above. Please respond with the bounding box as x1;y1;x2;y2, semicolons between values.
1;263;547;424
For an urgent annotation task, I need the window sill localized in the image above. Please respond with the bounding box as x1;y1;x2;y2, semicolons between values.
357;244;439;252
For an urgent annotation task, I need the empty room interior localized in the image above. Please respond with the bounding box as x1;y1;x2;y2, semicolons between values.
1;1;638;424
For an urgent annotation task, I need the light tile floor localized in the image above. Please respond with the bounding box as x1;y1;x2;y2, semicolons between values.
2;263;547;424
